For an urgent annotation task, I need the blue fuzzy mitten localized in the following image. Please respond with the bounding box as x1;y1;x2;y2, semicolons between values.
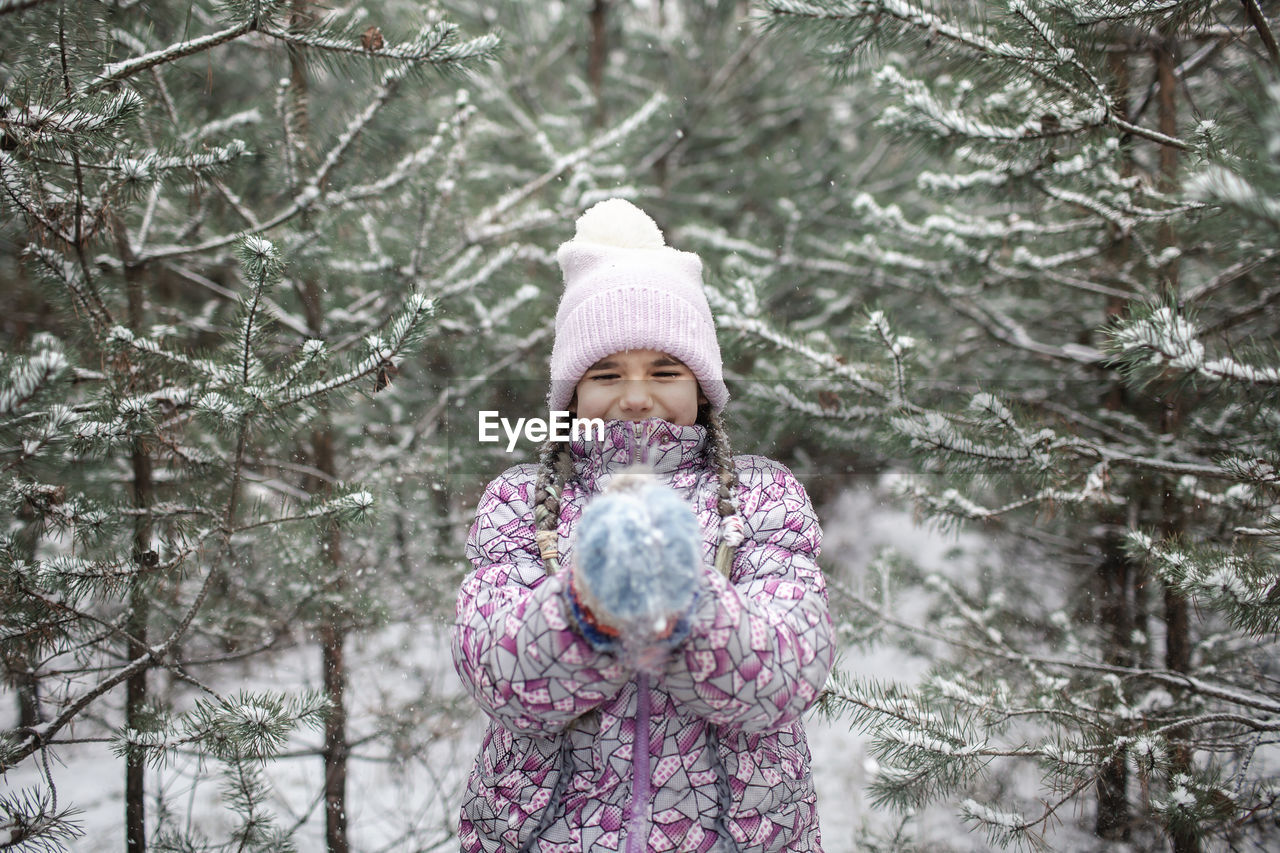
569;468;703;668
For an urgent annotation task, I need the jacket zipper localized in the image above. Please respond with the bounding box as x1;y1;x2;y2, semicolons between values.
625;417;652;853
631;418;648;466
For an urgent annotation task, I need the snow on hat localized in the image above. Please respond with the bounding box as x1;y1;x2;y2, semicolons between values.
549;198;729;413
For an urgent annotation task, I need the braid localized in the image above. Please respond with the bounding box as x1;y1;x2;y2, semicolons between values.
533;440;570;575
707;410;742;578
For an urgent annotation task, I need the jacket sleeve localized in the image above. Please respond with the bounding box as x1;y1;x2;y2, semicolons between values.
661;456;834;732
451;465;631;736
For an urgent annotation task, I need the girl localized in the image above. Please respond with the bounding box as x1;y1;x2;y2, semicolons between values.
452;199;834;853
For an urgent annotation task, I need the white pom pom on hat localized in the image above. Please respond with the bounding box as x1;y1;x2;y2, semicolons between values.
571;197;667;249
549;198;729;413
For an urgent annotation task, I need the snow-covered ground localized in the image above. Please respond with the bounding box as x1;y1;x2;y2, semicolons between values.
807;485;995;853
3;481;996;852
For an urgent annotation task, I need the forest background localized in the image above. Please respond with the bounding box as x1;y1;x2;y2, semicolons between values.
1;1;1278;852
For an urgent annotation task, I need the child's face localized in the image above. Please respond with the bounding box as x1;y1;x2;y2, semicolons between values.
572;349;705;426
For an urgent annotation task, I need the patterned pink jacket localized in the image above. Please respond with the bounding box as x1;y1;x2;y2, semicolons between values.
452;418;834;852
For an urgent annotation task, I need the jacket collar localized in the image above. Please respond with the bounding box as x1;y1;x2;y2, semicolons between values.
569;418;709;488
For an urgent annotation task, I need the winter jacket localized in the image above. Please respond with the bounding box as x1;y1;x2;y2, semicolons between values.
452;418;834;853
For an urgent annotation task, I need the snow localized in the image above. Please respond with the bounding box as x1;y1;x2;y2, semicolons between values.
0;348;67;415
960;797;1025;831
0;479;1099;851
805;482;1000;849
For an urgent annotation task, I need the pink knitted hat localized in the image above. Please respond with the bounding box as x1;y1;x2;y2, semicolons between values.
549;198;729;413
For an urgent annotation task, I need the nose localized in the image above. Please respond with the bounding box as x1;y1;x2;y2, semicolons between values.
618;380;653;415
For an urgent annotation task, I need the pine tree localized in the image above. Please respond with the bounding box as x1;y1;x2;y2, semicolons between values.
753;1;1280;850
1;0;723;847
459;0;899;495
0;1;500;849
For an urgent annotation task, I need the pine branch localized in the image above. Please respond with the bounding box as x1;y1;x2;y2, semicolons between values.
137;71;448;263
1151;712;1280;736
1183;249;1280;305
325;100;474;213
1112;307;1280;387
1242;0;1280;64
85;20;257;93
1;551;222;772
470;91;669;238
1110;115;1191;151
0;0;57;14
1061;0;1195;26
839;576;1280;715
277;293;433;406
716;313;889;399
1008;0;1109;107
306;63;410;207
161;263;310;337
261;20;499;68
940;291;1106;366
765;0;1041;65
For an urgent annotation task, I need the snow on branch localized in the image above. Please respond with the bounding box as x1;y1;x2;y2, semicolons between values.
277;293;434;406
262;20;498;67
959;799;1032;848
99;141;251;189
1127;530;1280;635
0;346;67;416
470;92;668;237
681;224;883;284
104;324;229;385
741;381;880;422
88;20;255;92
303;64;414;209
1045;0;1207;26
1007;0;1108;102
429;243;521;300
324;100;475;209
716;313;889;399
765;0;1039;63
943;293;1106;366
850;192;1096;261
1186;163;1280;226
876;65;1082;141
3;90;146;140
184;108;262;143
1112;307;1280;387
890;409;1050;466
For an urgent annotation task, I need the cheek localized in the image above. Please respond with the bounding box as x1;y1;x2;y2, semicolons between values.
664;383;701;424
573;383;609;418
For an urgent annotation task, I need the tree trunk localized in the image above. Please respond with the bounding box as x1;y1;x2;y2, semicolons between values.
1155;33;1180;295
285;4;349;847
121;225;154;853
1092;47;1135;842
589;0;608;128
15;668;41;728
1155;31;1201;851
311;417;349;853
298;279;349;853
1094;524;1134;841
126;442;153;853
321;617;348;853
10;516;45;729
